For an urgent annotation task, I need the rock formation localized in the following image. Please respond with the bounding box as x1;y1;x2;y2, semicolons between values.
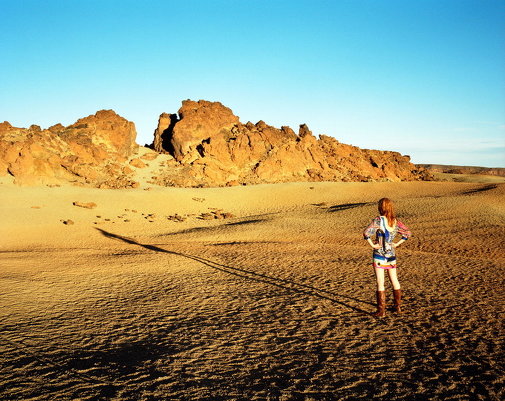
149;100;431;187
0;100;431;188
0;110;138;187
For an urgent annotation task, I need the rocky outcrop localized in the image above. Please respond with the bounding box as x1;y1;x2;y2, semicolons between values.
150;100;431;187
0;110;138;187
168;100;240;162
1;100;432;188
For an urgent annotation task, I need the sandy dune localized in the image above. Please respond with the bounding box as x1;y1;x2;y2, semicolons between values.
1;178;504;400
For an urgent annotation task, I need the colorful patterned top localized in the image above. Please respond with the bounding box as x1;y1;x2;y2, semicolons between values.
363;216;412;269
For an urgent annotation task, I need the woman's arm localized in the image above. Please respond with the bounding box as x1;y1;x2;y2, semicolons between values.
364;217;381;248
394;220;412;247
393;238;406;248
367;237;381;249
363;217;380;238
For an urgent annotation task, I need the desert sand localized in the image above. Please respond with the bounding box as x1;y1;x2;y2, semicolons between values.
1;177;504;400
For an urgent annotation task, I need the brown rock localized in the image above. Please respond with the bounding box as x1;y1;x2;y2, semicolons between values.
0;110;138;187
48;123;65;133
150;100;428;187
65;109;137;158
298;124;313;138
129;158;147;168
141;152;159;161
122;166;134;175
152;113;178;153
0;121;13;133
73;201;97;209
0;99;431;189
169;100;240;161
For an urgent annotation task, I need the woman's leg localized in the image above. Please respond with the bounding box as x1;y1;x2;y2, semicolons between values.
373;267;387;317
387;268;401;290
388;268;403;313
375;267;386;291
374;267;386;291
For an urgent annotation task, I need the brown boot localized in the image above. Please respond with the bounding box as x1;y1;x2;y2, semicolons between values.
393;289;402;313
373;290;386;318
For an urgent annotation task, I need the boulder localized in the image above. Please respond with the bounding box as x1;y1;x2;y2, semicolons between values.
129;158;147;169
63;109;137;159
73;201;97;209
169;100;240;161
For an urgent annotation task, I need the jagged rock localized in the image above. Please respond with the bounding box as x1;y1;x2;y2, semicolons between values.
0;110;138;187
298;124;313;138
152;113;179;153
63;110;137;158
169;100;240;161
48;123;65;133
167;214;186;222
0;122;13;133
0;100;433;188
197;210;235;220
151;99;432;186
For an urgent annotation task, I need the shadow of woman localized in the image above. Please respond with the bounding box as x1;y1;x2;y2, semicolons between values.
95;228;373;315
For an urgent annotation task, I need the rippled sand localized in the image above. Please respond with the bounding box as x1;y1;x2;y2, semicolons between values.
1;179;504;400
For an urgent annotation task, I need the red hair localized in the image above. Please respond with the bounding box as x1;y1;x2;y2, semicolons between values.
378;198;396;226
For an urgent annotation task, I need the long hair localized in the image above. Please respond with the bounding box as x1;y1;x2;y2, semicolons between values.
378;198;396;226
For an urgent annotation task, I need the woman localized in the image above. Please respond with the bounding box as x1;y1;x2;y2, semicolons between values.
363;198;412;318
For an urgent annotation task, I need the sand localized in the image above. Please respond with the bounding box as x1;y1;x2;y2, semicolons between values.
1;177;504;400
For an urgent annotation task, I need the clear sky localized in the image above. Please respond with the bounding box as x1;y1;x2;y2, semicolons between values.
1;0;504;167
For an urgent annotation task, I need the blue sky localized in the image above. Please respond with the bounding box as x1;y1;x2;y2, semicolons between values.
1;0;504;167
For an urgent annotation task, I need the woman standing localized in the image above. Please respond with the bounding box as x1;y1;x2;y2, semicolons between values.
363;198;412;318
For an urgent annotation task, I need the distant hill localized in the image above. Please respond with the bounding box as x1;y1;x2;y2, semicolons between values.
418;164;505;177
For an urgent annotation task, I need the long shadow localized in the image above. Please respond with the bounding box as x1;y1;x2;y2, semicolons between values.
159;218;268;237
462;184;497;195
95;228;372;315
327;202;371;212
209;241;284;246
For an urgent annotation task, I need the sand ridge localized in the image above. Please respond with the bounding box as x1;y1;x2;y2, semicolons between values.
1;180;504;400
